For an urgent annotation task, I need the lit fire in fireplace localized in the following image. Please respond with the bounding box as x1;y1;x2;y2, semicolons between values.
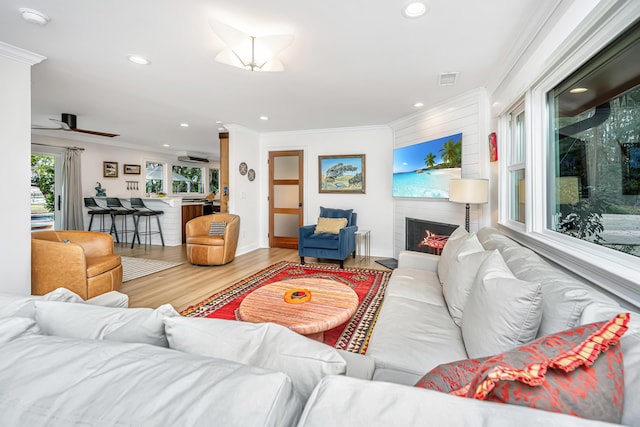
417;230;449;255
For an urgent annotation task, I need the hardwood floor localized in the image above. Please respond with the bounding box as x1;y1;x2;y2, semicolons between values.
115;244;392;312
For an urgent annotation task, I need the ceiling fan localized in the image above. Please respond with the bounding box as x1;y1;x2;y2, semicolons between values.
32;113;119;138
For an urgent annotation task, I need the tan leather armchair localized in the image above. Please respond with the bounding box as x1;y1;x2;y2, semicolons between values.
31;231;122;299
186;214;240;265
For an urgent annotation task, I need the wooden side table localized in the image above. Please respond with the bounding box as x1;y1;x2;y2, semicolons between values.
238;278;359;342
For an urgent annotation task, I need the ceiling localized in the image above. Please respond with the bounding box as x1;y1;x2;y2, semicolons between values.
0;0;554;159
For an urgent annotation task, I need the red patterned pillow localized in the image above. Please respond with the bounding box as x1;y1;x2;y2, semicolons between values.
415;313;629;423
415;357;483;396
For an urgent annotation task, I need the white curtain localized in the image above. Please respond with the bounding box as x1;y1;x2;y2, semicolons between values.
62;148;84;230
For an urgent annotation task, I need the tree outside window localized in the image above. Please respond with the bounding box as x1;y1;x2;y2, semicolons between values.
548;23;640;257
172;165;203;193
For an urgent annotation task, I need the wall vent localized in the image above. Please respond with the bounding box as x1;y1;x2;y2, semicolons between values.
438;72;459;86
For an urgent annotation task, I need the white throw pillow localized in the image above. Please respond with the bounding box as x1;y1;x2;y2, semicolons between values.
0;317;40;345
462;250;543;358
437;226;469;284
0;288;85;319
35;301;179;347
442;234;491;326
164;316;347;401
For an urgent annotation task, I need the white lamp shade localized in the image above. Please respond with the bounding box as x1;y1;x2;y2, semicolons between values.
449;178;489;204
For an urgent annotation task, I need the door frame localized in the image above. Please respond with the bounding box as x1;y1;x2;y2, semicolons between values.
269;150;304;249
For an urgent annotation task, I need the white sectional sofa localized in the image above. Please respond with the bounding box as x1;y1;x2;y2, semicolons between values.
356;226;640;426
1;227;638;426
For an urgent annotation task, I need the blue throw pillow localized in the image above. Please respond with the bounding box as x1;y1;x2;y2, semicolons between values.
319;207;353;226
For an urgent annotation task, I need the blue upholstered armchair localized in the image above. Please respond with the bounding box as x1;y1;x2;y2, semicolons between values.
298;207;357;268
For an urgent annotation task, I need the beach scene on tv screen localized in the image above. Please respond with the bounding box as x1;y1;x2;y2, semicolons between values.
393;133;462;198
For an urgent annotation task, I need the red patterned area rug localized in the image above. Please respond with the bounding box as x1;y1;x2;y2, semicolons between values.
180;261;391;354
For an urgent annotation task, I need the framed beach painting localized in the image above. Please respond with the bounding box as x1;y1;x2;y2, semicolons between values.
319;154;365;193
392;133;462;198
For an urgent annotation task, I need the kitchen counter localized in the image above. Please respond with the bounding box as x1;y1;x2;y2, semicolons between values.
87;196;221;246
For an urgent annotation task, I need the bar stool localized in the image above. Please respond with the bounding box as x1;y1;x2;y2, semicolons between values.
106;198;136;246
84;197;118;241
130;198;165;250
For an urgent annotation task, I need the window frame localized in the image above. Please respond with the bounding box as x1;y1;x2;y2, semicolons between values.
505;101;527;226
497;8;640;304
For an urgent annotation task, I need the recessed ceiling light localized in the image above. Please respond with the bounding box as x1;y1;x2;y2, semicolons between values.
414;102;424;108
19;8;50;25
259;116;269;121
215;120;222;124
402;1;428;18
180;123;189;127
163;144;170;147
127;55;150;65
569;87;589;94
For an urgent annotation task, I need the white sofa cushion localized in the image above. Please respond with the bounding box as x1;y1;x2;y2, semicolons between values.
385;267;445;306
462;250;543;358
0;334;301;427
0;288;85;319
298;375;616;427
164;316;346;401
442;234;491;326
367;295;467;384
0;317;40;345
476;227;615;337
0;289;128;320
35;301;179;347
437;225;468;283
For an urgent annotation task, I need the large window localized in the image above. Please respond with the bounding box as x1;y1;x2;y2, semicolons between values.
172;165;203;194
547;22;640;257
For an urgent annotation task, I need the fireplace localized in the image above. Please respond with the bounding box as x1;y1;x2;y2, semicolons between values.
405;218;459;255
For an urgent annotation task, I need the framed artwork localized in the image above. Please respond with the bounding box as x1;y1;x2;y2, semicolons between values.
123;164;141;175
489;132;498;162
318;154;365;193
103;161;118;178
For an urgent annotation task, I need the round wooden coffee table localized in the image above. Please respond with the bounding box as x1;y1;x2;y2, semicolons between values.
238;278;359;342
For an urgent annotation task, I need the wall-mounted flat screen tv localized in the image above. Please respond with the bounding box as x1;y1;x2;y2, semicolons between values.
393;133;462;198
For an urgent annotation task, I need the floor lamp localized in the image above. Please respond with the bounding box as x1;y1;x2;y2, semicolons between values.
449;178;489;232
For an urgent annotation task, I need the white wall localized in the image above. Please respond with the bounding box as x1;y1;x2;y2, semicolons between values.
259;126;394;258
227;125;261;255
389;88;491;258
0;43;44;294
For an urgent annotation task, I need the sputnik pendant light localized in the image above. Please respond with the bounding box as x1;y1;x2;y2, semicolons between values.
208;19;293;72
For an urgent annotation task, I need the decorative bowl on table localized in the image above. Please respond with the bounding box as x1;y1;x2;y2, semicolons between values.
284;288;312;304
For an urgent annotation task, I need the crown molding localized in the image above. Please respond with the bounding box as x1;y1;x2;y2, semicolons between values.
0;41;46;65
